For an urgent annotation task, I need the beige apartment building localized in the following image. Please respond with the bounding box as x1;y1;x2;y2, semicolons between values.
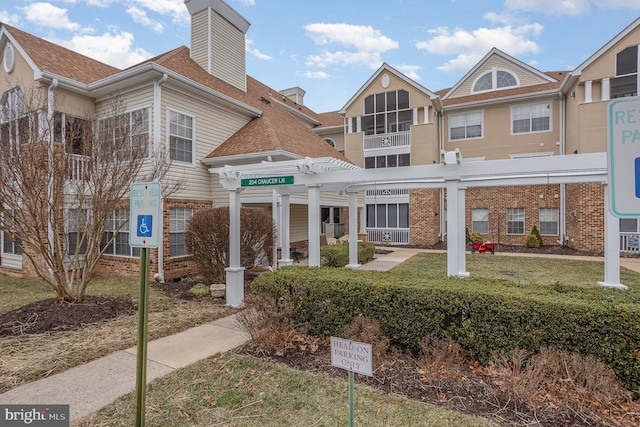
343;19;640;253
0;0;638;280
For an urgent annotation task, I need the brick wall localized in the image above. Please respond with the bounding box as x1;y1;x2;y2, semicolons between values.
409;188;441;246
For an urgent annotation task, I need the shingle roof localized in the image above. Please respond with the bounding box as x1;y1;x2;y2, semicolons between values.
315;111;344;128
3;24;120;84
146;47;351;162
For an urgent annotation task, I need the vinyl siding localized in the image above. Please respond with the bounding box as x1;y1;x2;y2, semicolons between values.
161;86;251;201
211;10;246;91
190;10;209;72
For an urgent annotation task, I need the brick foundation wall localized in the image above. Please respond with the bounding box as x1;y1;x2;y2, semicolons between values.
565;183;604;252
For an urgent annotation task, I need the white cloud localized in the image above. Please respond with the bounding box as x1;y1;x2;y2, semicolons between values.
132;0;190;23
0;10;20;25
416;24;543;73
246;39;272;61
395;64;421;81
22;2;81;31
303;70;330;79
593;0;640;9
304;23;398;69
504;0;590;15
61;31;151;68
127;6;163;33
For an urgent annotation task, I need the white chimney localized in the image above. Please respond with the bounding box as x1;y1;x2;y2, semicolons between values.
185;0;250;92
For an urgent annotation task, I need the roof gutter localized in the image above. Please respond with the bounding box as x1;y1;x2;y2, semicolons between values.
37;63;262;118
201;150;302;167
443;89;559;110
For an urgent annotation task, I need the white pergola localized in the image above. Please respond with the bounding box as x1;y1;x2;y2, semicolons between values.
210;151;625;307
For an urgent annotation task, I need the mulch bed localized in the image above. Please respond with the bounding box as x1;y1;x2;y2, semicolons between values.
0;295;137;337
236;337;634;427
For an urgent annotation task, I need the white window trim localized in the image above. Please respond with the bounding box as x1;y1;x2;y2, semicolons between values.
169;207;193;258
506;208;526;235
510;102;553;136
471;67;520;94
166;107;196;167
539;207;559;236
448;110;484;141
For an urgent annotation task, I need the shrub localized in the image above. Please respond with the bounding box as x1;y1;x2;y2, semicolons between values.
525;233;541;248
530;225;544;246
343;315;389;369
189;283;210;297
418;337;465;381
251;266;640;390
236;293;295;352
320;242;375;267
470;231;483;243
185;207;274;283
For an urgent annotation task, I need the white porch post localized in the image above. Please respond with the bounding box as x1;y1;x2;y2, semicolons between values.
279;194;293;266
458;185;469;277
446;180;469;278
272;190;279;268
225;189;245;306
307;184;321;266
599;184;627;289
359;205;366;234
346;191;360;269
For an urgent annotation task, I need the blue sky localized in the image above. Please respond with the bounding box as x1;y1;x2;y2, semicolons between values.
1;1;639;112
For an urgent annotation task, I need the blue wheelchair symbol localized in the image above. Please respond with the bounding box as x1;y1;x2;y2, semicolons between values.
137;215;152;238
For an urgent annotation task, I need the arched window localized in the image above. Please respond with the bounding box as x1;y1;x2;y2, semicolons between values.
472;69;518;93
324;138;336;148
473;72;493;92
497;70;517;88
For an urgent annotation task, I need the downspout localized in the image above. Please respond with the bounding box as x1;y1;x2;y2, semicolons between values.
154;73;168;282
438;109;446;239
47;79;59;279
559;91;567;245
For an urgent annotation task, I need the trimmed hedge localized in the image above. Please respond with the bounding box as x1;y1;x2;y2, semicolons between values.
320;242;375;267
251;266;640;391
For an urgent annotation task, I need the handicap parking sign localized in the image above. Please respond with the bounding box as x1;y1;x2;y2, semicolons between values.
137;215;153;238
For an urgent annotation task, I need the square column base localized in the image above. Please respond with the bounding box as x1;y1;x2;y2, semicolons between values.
279;259;294;267
597;281;628;290
346;264;361;270
225;267;245;307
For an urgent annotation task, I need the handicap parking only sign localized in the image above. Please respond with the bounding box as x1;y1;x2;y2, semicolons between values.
129;182;162;248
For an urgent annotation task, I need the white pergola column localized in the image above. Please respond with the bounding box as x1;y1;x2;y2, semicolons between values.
225;189;245;306
359;205;366;234
445;180;469;278
346;191;360;270
272;190;279;267
599;184;627;290
279;194;293;266
307;184;321;266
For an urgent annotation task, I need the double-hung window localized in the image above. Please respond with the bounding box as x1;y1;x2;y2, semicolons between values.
539;208;558;235
472;208;489;234
506;208;525;235
512;103;551;134
1;210;21;256
449;111;482;140
97;107;150;159
67;208;88;256
170;208;193;257
101;208;140;257
168;110;194;165
611;45;638;99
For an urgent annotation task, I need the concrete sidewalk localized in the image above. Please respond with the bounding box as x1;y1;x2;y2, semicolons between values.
0;314;249;422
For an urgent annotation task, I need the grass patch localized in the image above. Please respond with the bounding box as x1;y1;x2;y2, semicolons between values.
0;276;234;393
75;353;497;427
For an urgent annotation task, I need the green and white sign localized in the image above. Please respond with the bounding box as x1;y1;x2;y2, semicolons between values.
241;175;294;187
608;97;640;217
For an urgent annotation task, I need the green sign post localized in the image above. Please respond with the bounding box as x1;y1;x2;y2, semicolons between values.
240;175;294;187
129;182;161;427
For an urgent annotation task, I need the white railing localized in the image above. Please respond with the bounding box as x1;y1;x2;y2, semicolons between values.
367;228;410;245
67;154;88;181
620;233;640;253
363;131;411;150
365;189;409;197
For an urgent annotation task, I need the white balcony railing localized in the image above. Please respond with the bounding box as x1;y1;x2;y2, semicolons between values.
620;233;640;253
363;131;411;150
67;154;88;181
366;227;410;245
365;189;409;198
